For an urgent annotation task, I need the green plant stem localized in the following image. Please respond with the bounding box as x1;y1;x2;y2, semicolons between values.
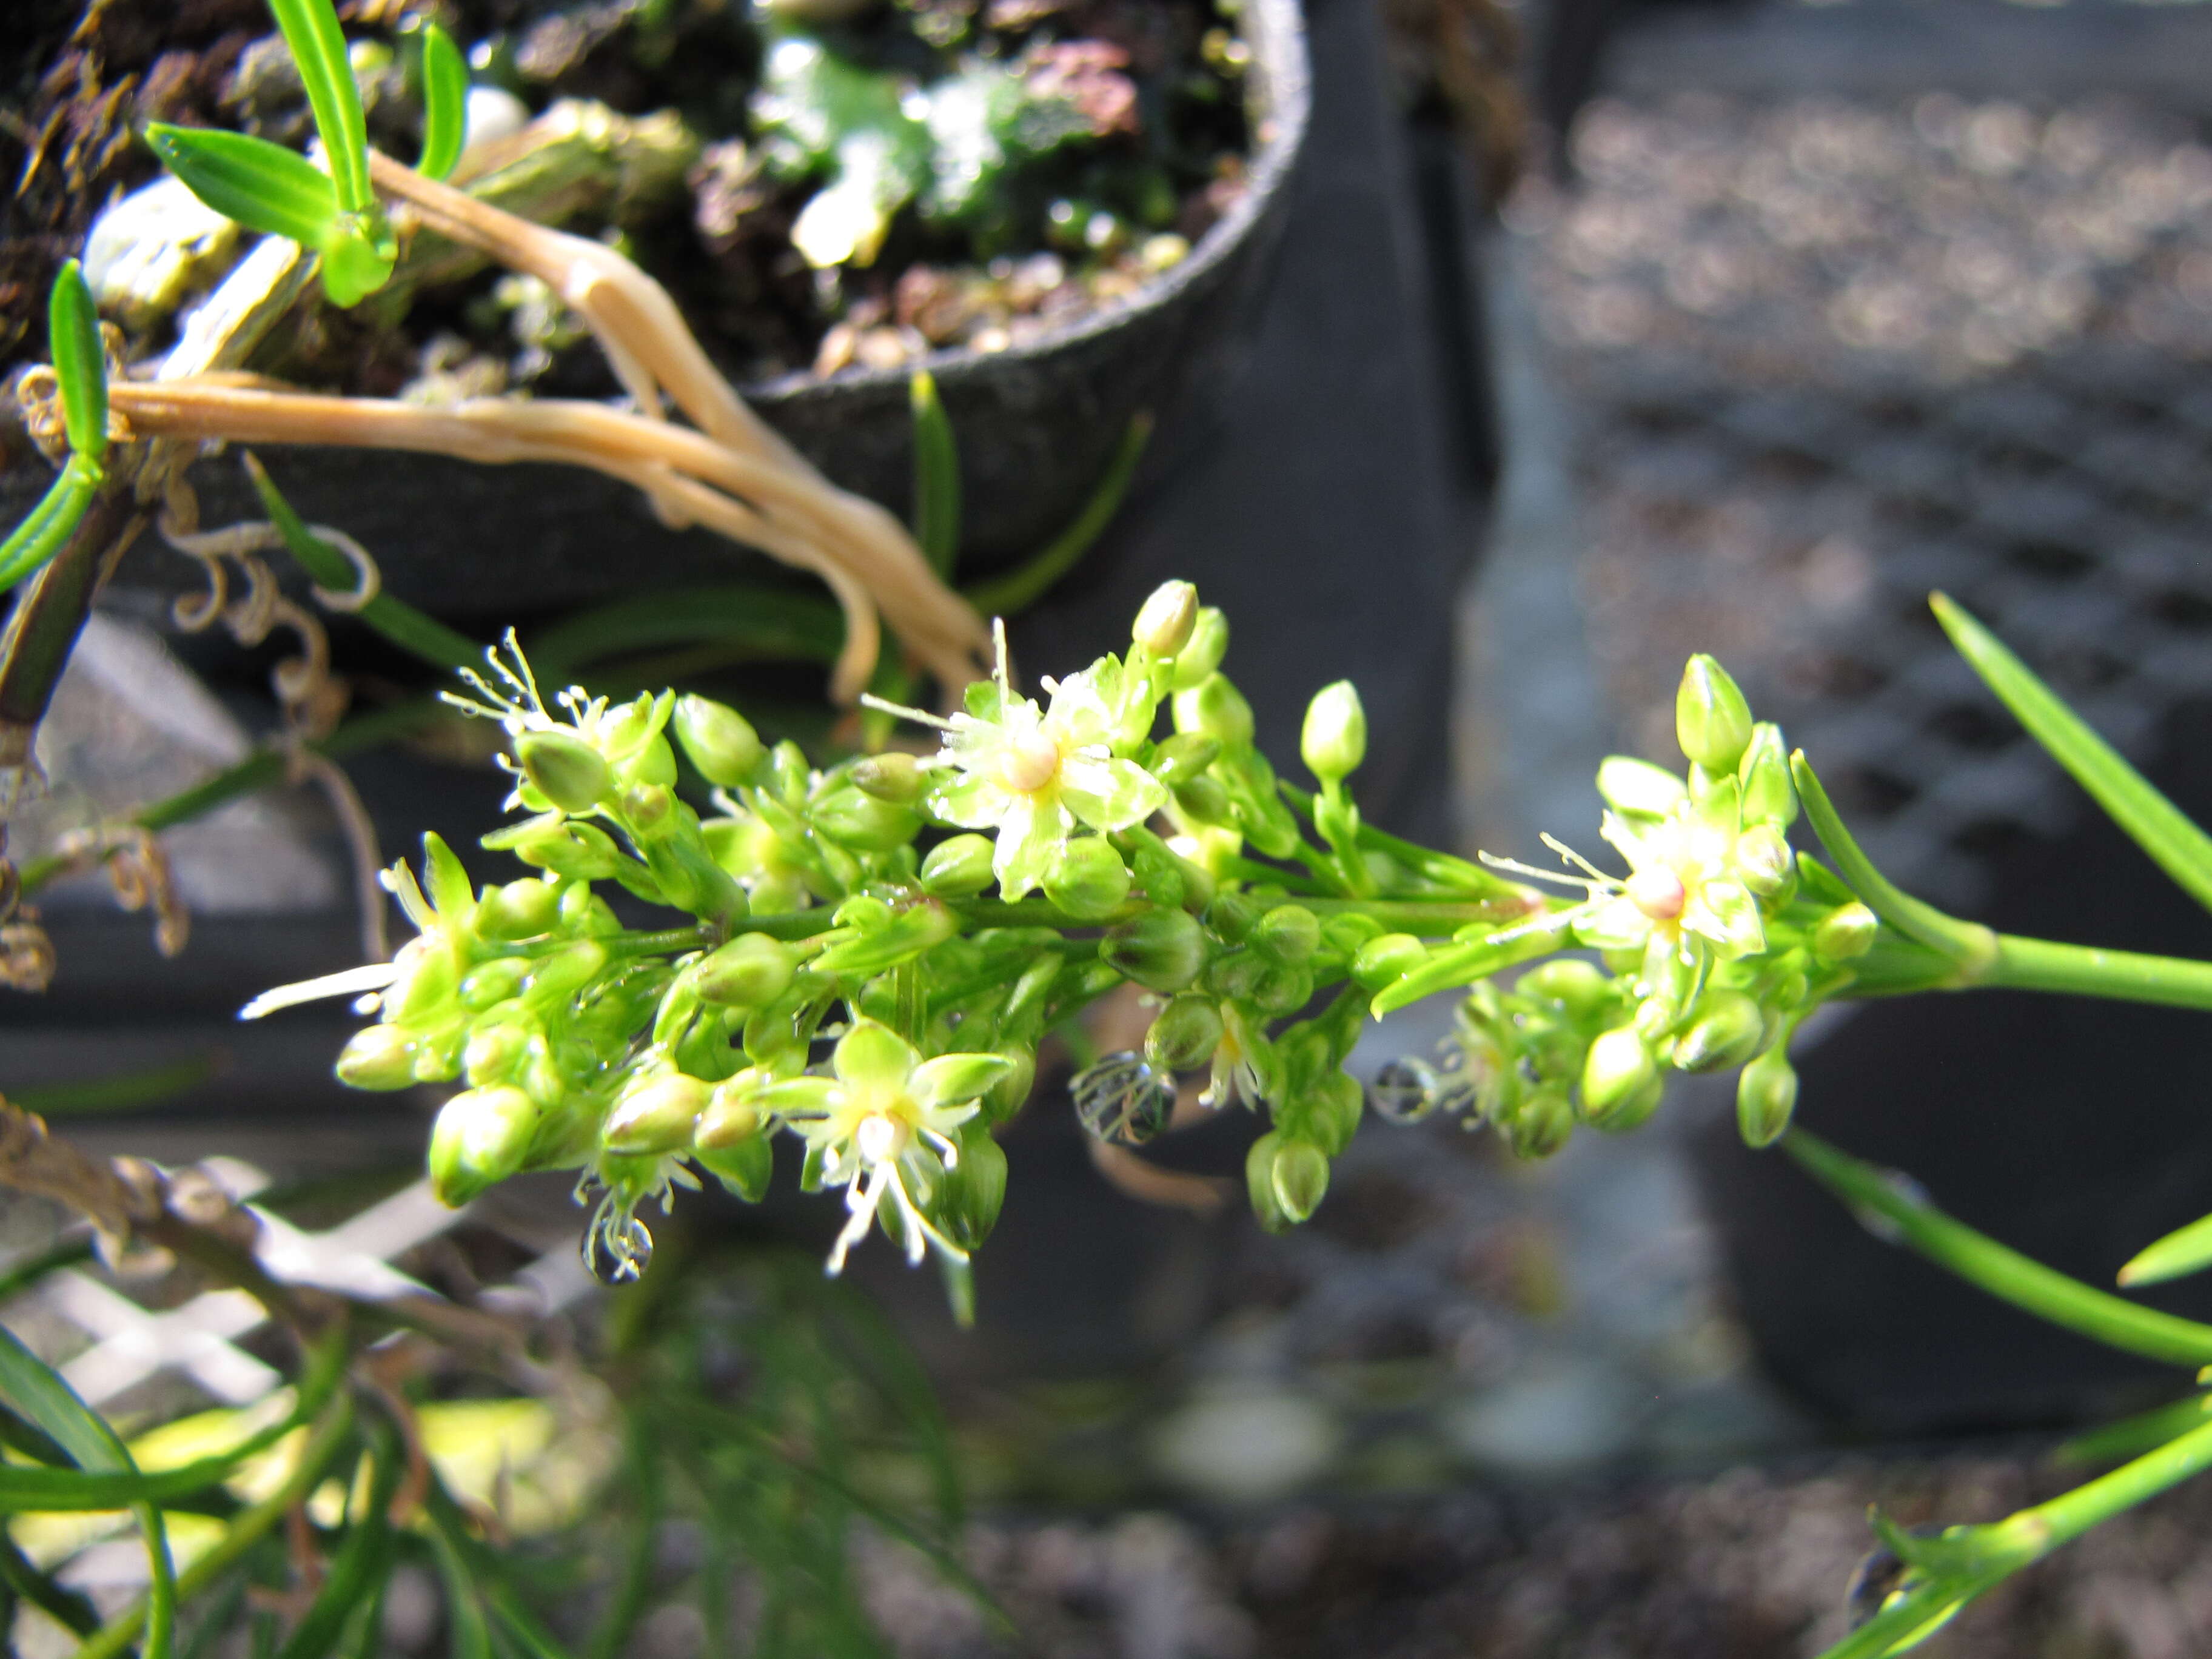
69;1392;357;1659
1370;910;1583;1016
585;1416;663;1659
1278;782;1524;900
1784;1130;2212;1368
1980;933;2212;1010
960;413;1151;617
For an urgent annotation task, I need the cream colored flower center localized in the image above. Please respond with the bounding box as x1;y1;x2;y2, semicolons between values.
1626;865;1688;922
999;731;1062;794
855;1110;910;1164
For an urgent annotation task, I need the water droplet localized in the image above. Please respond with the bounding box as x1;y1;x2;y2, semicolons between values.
582;1200;654;1285
1367;1057;1440;1124
1071;1051;1175;1146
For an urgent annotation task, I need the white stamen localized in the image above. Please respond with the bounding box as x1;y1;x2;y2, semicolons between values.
239;960;401;1021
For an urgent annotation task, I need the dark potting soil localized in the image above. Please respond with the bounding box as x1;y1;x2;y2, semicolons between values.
0;0;1251;389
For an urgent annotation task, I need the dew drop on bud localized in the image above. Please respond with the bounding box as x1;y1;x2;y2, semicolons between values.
1071;1051;1176;1145
582;1201;654;1285
1367;1057;1440;1124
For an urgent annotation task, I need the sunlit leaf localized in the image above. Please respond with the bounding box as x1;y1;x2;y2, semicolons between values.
48;259;108;469
267;0;371;213
417;21;469;182
145;124;340;250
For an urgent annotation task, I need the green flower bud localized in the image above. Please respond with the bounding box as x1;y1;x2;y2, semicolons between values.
1675;655;1755;774
695;934;797;1008
937;1125;1008;1249
1580;1026;1658;1127
560;883;621;936
1252;904;1321;965
920;833;997;897
463;1024;531;1087
517;729;612;814
458;957;531;1011
1044;837;1131;922
1507;1087;1576;1159
693;1132;771;1202
1132;580;1199;657
1165;606;1230;692
1270;1139;1330;1223
1245;1132;1292;1233
1814;901;1878;962
813;787;920;853
1171;774;1235;826
1151;732;1221;787
1738;722;1797;828
621;734;679;791
477;878;559;942
603;1073;711;1155
1300;681;1367;783
1103;907;1209;993
1309;1071;1363;1157
673;695;764;788
1737;1045;1798;1148
1145;994;1224;1073
1205;948;1265;1002
504;817;622;881
1352;932;1429;991
622;783;676;840
980;1042;1036;1125
1521;959;1614;1024
427;1085;537;1205
851;751;925;803
694;1080;764;1150
1173;673;1255;750
1597;755;1690;820
1204;890;1262;943
1252;962;1314;1016
1671;991;1766;1073
1322;913;1386;955
528;939;609;1005
336;1025;418;1091
1733;823;1796;900
390;937;461;1026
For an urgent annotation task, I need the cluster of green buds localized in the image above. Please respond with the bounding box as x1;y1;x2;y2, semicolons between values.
1359;655;1883;1155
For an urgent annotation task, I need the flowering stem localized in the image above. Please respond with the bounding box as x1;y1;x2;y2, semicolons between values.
1278;782;1524;899
1981;934;2212;1011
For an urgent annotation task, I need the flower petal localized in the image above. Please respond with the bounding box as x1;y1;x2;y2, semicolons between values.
834;1020;920;1090
1059;756;1168;832
1684;880;1765;958
993;794;1067;899
910;1053;1012;1108
928;771;1011;829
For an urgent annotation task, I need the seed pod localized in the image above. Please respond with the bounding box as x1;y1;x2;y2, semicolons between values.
1507;1086;1577;1158
1104;906;1209;992
695;934;797;1008
1675;655;1755;774
1145;994;1224;1073
851;751;925;803
1173;673;1255;749
477;878;559;941
920;834;997;897
1132;580;1199;657
937;1126;1008;1249
517;729;612;814
1814;902;1879;962
1165;606;1229;691
1580;1026;1658;1127
1044;837;1131;922
1245;1132;1292;1233
1738;721;1797;828
1352;932;1429;991
1270;1139;1330;1222
603;1073;712;1155
673;694;764;787
1252;904;1321;965
1671;991;1766;1073
336;1025;418;1091
1737;1045;1799;1147
1733;823;1797;900
427;1085;538;1205
1300;681;1367;783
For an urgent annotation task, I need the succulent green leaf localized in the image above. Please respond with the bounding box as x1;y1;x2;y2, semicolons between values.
0;1326;176;1658
910;369;962;578
2119;1210;2212;1288
416;21;469;181
267;0;372;212
0;460;98;595
49;260;108;468
317;210;399;306
1932;591;2212;922
146;123;340;248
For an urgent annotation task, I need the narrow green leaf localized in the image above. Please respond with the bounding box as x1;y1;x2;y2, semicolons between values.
48;260;107;469
416;21;469;182
12;1051;221;1119
2053;1392;2212;1467
271;1433;400;1659
0;1530;99;1637
1790;751;1997;977
962;411;1153;617
1784;1130;2212;1368
243;454;480;671
146;124;340;249
1932;591;2212;919
267;0;371;213
0;461;98;595
908;370;960;579
0;1326;175;1658
2121;1210;2212;1288
423;1492;495;1659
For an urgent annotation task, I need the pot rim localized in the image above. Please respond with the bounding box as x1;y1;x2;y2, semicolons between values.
738;0;1313;405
